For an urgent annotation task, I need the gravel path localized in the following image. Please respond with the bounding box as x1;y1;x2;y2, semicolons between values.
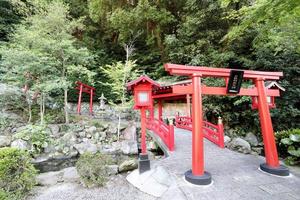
28;174;156;200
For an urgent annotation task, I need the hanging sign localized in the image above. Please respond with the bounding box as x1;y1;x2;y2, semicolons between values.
227;70;244;94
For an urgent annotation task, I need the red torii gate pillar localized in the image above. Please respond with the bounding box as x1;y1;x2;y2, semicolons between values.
255;78;284;173
186;74;211;182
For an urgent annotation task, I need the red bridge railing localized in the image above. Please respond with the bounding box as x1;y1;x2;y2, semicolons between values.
175;115;224;148
146;118;174;151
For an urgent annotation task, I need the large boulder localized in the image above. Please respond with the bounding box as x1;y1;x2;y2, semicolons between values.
107;125;118;135
10;139;29;150
106;165;119;175
244;132;259;146
101;142;120;154
62;132;77;145
229;137;251;154
121;140;138;155
118;159;138;173
62;167;80;182
86;126;97;134
74;139;98;154
122;122;137;141
48;124;60;138
0;136;11;147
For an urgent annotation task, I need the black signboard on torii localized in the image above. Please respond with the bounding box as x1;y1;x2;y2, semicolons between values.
227;70;244;94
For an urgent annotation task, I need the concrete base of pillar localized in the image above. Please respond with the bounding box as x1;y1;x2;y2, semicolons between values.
139;153;150;174
184;169;212;185
260;163;289;176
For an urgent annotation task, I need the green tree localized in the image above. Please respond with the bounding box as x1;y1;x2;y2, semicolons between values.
0;1;95;124
101;60;139;105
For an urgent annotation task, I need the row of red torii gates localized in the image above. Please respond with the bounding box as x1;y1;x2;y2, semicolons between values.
127;63;289;185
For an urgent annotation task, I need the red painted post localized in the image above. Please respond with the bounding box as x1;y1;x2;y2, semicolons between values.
255;78;279;167
218;117;225;148
158;100;163;121
168;121;175;151
141;107;147;154
191;74;204;175
77;84;83;114
186;94;191;117
89;89;93;115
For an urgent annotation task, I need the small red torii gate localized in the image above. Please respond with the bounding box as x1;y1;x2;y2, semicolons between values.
75;81;95;115
127;63;289;185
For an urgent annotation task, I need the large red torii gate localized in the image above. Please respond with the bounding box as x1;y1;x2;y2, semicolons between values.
163;63;289;185
128;63;289;186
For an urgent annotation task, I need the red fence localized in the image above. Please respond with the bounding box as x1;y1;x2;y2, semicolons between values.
146;118;174;151
175;116;224;148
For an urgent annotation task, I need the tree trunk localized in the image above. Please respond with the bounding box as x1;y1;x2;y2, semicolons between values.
154;27;166;62
26;92;32;123
28;103;32;123
61;51;69;124
40;93;44;125
64;88;69;124
117;112;121;141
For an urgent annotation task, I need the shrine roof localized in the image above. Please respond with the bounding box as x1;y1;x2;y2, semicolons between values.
153;79;191;94
265;81;285;91
126;75;160;91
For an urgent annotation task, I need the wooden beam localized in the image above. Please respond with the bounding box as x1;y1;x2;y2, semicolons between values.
75;81;96;90
171;85;280;97
164;63;283;80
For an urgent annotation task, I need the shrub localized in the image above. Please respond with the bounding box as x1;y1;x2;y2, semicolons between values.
14;124;51;156
276;129;300;165
76;152;113;187
0;148;37;199
44;109;65;124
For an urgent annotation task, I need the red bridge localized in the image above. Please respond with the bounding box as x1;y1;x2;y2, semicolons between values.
175;115;224;148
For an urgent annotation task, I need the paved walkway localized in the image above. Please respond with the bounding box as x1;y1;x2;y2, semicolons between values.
132;128;300;200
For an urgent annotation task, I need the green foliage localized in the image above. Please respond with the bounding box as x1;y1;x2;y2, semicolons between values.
0;116;12;131
0;147;37;199
14;124;51;156
100;60;140;104
276;129;300;166
0;0;37;42
0;0;95;124
0;84;26;114
44;109;65;124
76;152;113;187
222;0;300;53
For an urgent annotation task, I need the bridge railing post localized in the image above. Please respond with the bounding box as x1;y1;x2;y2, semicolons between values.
168;117;175;151
218;116;225;148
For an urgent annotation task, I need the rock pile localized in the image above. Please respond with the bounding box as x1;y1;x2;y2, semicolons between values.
225;131;264;155
0;121;140;172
